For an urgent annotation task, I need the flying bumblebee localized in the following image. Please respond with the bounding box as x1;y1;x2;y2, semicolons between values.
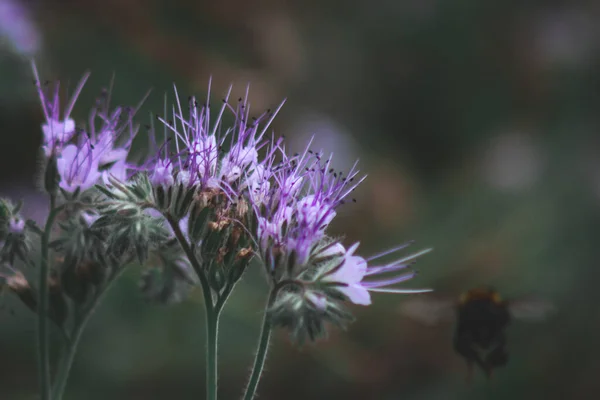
400;286;554;380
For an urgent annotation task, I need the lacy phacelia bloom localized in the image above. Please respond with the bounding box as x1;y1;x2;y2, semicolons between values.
267;238;432;344
254;145;365;269
33;63;140;193
309;242;432;306
153;84;284;200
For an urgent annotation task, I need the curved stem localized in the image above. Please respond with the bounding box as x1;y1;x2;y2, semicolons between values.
165;213;221;399
37;196;59;400
214;283;234;313
165;214;213;309
51;323;84;400
242;288;279;400
51;264;130;400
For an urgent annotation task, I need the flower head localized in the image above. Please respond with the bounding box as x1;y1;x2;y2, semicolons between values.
268;239;432;344
253;144;365;272
33;63;142;193
151;82;285;201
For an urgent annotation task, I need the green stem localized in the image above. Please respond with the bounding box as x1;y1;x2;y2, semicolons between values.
206;307;220;400
165;214;213;309
165;214;221;399
214;283;234;313
242;288;278;400
51;266;128;400
38;196;59;400
51;322;84;400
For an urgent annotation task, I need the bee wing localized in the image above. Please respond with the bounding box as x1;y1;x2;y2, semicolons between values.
398;296;456;326
507;297;555;322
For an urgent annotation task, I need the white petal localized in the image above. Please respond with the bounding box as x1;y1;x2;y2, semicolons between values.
341;284;371;306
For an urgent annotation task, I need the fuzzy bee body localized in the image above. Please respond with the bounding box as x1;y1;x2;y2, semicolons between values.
454;288;511;379
400;286;553;380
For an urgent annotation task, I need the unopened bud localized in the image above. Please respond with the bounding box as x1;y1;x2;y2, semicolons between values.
208;221;219;231
7;272;37;313
236;247;253;260
229;226;242;248
216;247;228;264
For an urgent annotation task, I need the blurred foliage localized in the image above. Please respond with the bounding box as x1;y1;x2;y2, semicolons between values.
1;0;600;399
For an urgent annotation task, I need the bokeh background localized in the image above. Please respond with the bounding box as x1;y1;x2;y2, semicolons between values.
1;0;600;399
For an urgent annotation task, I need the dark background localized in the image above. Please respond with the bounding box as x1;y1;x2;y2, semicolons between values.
1;0;599;399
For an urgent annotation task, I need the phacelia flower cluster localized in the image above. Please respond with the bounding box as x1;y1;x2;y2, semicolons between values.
31;67;432;343
148;84;283;198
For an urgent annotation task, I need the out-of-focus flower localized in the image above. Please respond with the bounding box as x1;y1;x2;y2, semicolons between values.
531;9;598;69
8;217;25;234
481;131;542;192
0;0;40;57
0;199;30;264
287;113;359;173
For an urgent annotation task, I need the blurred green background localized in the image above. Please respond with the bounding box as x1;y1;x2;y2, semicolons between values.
1;0;599;399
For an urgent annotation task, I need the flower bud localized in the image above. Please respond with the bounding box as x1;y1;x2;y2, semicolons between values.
267;287;354;345
6;271;37;313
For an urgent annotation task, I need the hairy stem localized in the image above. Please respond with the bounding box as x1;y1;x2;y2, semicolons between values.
165;213;221;399
37;196;59;400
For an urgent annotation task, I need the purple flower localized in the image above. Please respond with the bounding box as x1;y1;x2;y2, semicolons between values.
219;144;258;183
245;165;271;205
32;63;89;157
0;0;40;56
254;144;365;267
41;119;76;157
149;159;174;187
32;63;141;192
154;83;284;199
312;242;432;306
56;142;101;193
8;217;25;234
95;130;129;166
